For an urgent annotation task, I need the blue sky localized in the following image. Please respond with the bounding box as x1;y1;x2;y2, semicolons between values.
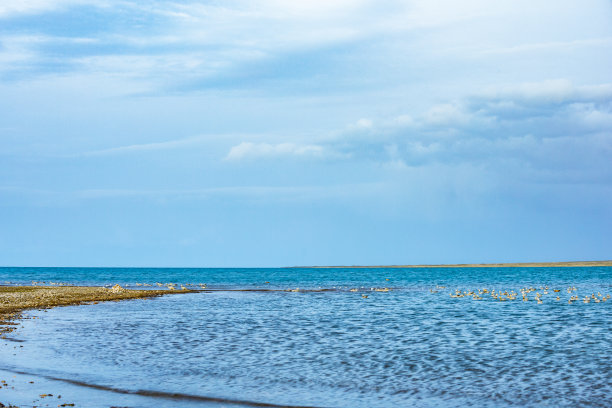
1;0;611;267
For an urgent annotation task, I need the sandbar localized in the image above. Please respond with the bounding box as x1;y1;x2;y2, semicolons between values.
297;260;612;268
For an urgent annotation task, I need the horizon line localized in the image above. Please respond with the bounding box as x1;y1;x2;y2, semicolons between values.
1;260;612;269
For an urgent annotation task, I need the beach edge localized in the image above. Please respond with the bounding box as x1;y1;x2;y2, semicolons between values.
0;286;194;336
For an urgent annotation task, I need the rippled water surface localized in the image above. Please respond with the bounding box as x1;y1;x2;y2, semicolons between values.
1;267;611;407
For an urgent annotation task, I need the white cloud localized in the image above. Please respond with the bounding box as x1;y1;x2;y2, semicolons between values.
226;142;325;160
297;79;612;182
147;1;369;52
2;0;611;102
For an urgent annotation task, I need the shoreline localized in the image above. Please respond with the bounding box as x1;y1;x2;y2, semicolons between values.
292;260;612;268
0;285;193;336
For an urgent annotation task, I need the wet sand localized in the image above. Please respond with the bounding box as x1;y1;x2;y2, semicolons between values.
301;260;612;268
0;285;192;336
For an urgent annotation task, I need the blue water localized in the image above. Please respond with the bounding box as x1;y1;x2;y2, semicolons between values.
1;267;611;407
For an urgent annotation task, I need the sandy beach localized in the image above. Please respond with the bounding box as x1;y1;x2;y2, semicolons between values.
0;285;192;336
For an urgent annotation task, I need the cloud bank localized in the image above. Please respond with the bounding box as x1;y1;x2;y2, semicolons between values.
221;80;612;185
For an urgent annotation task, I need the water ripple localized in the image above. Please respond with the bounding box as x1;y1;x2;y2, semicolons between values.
2;267;611;407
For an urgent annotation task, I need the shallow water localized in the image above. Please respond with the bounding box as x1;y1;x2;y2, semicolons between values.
1;267;611;407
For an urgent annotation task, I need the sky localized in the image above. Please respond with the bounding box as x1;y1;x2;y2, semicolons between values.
1;0;611;267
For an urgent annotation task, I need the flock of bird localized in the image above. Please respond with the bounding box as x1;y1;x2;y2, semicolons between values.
434;285;610;304
23;281;208;291
14;281;612;305
284;286;392;298
149;282;207;290
29;281;68;286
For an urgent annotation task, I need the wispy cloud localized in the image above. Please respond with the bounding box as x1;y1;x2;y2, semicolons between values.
0;183;387;205
477;79;612;104
76;184;380;200
78;135;210;157
478;37;612;55
225;142;326;161
3;0;611;100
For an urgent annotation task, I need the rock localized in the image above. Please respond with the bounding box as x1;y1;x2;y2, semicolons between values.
109;284;124;293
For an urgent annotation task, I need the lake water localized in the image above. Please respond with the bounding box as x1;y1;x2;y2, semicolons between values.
1;267;611;407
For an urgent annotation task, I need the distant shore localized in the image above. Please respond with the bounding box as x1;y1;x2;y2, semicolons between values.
0;285;192;336
296;260;612;268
